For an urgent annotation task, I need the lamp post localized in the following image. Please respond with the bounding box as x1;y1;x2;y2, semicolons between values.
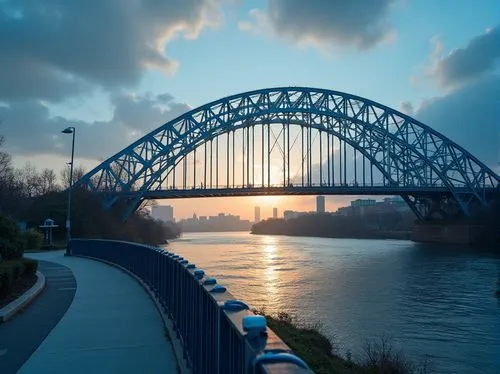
62;126;76;255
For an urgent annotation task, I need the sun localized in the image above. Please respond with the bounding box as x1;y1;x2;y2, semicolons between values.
253;195;284;207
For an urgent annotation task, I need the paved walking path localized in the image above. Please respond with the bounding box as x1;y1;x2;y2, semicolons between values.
0;260;76;373
1;251;177;374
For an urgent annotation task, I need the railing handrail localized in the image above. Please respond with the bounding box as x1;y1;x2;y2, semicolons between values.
71;238;314;374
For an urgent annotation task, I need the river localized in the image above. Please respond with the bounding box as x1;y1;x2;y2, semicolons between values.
167;232;500;373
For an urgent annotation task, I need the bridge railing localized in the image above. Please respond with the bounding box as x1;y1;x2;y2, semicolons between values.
71;239;314;374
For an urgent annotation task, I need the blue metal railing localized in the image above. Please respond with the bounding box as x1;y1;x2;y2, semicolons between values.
71;239;314;374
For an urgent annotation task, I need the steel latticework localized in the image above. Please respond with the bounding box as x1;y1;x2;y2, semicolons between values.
76;87;500;220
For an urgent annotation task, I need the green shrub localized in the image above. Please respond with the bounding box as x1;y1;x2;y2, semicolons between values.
22;228;44;250
21;258;38;276
0;214;23;260
0;259;36;299
0;214;20;242
0;237;23;260
0;260;22;290
0;272;9;298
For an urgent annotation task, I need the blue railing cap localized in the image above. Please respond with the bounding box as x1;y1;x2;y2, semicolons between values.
221;299;249;311
253;352;310;370
203;277;217;285
194;269;205;279
209;284;226;293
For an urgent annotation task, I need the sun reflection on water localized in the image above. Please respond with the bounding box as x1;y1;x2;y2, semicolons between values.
261;235;278;300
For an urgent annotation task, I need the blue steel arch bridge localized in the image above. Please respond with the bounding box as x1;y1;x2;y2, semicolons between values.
75;87;500;221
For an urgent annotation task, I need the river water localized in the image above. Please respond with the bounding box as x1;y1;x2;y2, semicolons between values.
167;232;500;373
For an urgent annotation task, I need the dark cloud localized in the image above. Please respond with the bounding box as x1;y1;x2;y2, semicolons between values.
415;74;500;168
0;93;191;161
0;0;220;102
430;26;500;89
240;0;396;49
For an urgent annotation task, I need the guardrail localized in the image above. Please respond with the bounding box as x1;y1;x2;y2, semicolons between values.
71;239;314;374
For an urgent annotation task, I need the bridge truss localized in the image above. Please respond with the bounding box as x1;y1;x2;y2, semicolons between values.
76;87;500;220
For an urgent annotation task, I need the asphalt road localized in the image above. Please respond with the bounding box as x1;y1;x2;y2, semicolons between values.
0;260;76;374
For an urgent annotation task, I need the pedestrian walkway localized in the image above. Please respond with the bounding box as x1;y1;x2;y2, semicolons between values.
0;260;76;373
13;251;178;374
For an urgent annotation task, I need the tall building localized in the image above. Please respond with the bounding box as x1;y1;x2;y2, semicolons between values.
316;196;325;213
254;206;261;223
273;207;278;219
152;205;174;222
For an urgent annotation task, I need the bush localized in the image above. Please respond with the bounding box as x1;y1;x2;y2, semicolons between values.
0;260;25;290
0;271;9;298
22;228;44;250
0;259;37;299
21;258;38;276
362;336;433;374
0;214;23;260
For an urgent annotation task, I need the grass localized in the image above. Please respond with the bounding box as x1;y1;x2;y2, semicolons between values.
255;310;359;374
254;310;434;374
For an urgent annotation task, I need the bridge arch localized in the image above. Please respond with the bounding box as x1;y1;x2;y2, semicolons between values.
77;87;500;219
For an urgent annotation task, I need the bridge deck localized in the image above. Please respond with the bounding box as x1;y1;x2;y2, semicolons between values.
15;251;177;374
136;185;498;200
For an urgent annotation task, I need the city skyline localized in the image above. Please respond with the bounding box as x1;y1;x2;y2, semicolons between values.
1;1;498;221
152;195;411;221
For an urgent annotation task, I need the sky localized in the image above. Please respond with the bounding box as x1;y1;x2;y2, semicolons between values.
1;0;499;220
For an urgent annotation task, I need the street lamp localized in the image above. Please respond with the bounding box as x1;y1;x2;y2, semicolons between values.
62;126;76;255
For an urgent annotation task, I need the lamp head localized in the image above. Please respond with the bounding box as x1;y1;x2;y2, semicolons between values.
62;127;74;134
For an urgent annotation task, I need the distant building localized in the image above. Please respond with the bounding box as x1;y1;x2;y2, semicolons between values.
177;213;251;232
336;206;352;216
152;205;174;222
336;197;410;217
351;199;376;208
254;206;261;223
316;196;325;213
383;197;410;212
273;207;278;219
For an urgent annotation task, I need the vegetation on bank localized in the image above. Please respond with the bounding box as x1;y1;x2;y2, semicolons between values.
251;212;415;240
0;132;179;247
255;310;433;374
0;213;39;306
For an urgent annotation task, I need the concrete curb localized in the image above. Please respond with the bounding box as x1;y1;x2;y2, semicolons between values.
0;270;46;323
73;255;190;374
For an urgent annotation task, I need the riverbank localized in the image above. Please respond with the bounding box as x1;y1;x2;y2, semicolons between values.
251;215;413;241
251;229;412;240
260;311;432;374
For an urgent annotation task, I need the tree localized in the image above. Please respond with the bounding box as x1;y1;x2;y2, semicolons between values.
39;168;59;194
137;199;159;217
59;165;86;189
16;162;42;198
0;134;12;182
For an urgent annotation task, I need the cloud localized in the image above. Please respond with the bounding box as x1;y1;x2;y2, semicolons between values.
408;27;500;169
0;92;191;161
399;101;414;115
414;74;500;168
428;26;500;90
239;0;397;50
0;0;221;102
